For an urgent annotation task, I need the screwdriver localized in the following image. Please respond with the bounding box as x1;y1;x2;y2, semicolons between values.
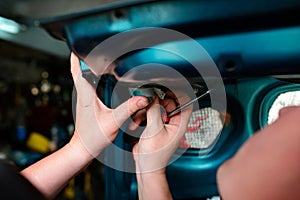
166;89;212;120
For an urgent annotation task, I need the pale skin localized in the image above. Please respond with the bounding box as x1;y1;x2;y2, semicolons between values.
20;53;150;199
19;53;192;200
217;106;300;200
137;103;300;199
20;52;299;200
132;95;193;200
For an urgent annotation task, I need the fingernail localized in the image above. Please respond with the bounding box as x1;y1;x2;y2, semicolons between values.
137;99;148;107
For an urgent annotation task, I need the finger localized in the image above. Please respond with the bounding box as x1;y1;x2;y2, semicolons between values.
70;52;81;80
168;93;192;125
113;96;149;128
160;98;177;113
144;97;164;134
70;53;97;107
168;96;193;138
170;104;192;129
128;109;146;130
160;98;177;123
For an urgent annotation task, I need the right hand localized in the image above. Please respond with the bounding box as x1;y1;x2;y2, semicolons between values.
133;94;192;173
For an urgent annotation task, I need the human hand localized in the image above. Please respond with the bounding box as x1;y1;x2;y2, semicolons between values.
69;53;149;157
133;93;192;173
217;106;300;200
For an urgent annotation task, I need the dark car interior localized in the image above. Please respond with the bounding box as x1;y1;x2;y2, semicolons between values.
1;0;300;199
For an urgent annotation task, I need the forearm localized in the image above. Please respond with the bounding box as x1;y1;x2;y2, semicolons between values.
20;134;94;199
136;168;173;200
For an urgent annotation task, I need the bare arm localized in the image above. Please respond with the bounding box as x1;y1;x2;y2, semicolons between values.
20;134;92;199
136;169;172;200
133;95;192;200
20;53;149;199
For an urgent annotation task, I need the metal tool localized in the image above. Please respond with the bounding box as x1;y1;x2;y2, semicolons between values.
166;89;212;118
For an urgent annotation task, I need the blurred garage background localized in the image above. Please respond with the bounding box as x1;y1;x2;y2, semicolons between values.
2;1;300;200
0;1;119;199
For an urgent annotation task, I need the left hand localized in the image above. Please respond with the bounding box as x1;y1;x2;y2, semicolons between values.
69;53;149;157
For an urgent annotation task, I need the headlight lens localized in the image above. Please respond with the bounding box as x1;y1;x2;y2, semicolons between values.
180;107;224;149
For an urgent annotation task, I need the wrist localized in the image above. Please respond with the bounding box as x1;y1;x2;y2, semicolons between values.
67;132;95;162
136;161;166;173
135;167;172;200
136;170;166;185
135;161;167;181
134;155;169;174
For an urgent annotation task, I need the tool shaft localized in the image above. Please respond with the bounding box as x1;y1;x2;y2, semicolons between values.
167;90;211;118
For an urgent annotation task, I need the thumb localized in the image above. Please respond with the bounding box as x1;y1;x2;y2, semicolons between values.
70;53;97;107
70;52;81;79
112;96;149;127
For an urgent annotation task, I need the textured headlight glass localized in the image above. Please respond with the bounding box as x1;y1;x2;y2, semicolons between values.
180;107;224;149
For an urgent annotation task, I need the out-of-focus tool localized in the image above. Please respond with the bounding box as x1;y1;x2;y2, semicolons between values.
166;89;212;119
